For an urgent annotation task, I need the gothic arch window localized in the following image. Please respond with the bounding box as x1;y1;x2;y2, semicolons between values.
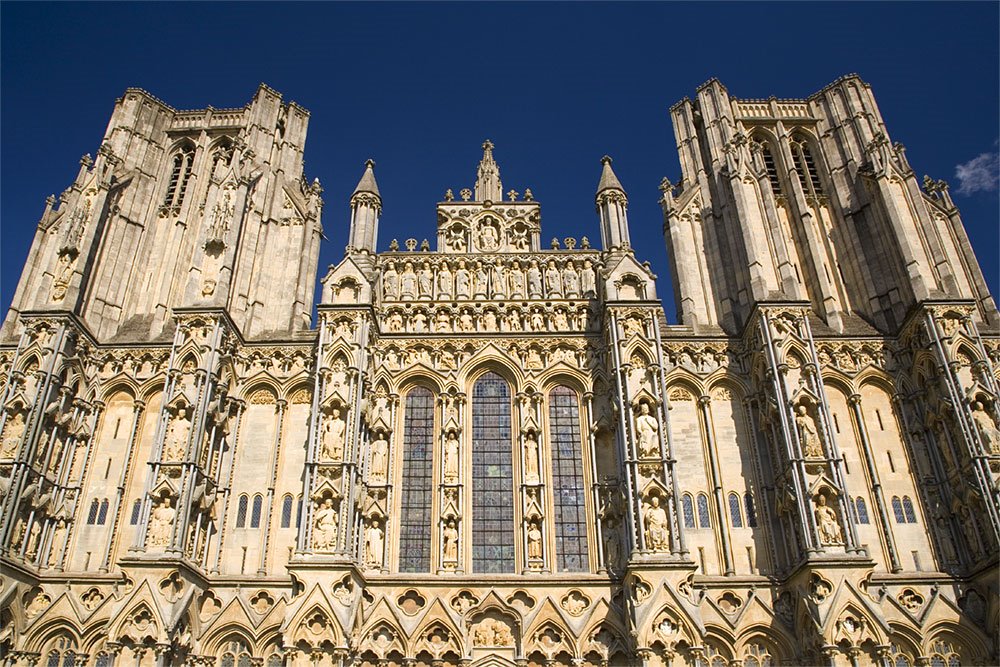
87;499;100;525
548;385;589;572
744;492;757;528
250;494;263;528
399;386;434;573
471;372;514;573
97;498;109;525
236;494;248;528
93;653;111;667
210;138;234;175
902;496;917;523
729;492;743;528
928;639;961;667
790;135;824;195
219;640;252;667
888;642;913;667
741;640;774;667
295;496;303;528
280;494;293;529
130;499;142;525
681;493;695;528
892;496;906;523
697;493;711;528
755;135;782;194
855;497;870;524
163;143;196;209
704;644;729;667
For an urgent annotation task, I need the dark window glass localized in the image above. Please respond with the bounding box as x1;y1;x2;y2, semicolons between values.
697;494;711;528
729;493;743;528
761;145;781;193
472;372;514;573
250;494;263;528
399;387;435;573
856;497;870;524
548;386;589;572
130;499;142;525
236;495;248;528
902;496;917;524
296;496;302;528
281;495;293;529
744;492;757;528
47;653;60;667
891;496;905;523
87;499;99;525
96;499;109;525
682;494;695;528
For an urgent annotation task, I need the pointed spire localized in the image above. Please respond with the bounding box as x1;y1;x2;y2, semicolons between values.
474;139;503;202
352;159;381;198
596;155;625;195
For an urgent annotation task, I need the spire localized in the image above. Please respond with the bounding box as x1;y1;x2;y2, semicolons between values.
596;155;625;196
474;139;503;202
352;158;381;198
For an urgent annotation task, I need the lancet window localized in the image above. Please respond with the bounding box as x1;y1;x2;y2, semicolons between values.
697;493;711;528
163;143;196;209
399;386;434;573
130;499;142;525
548;385;589;572
790;135;824;195
729;492;743;528
250;494;263;528
236;495;248;528
744;492;757;528
855;497;870;524
755;135;782;194
682;494;695;528
280;494;294;528
471;372;514;573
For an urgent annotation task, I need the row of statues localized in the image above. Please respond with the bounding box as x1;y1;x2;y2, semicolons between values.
382;304;598;334
381;257;598;302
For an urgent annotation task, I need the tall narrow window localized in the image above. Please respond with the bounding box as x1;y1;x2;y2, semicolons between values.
682;494;695;529
855;497;870;524
697;493;711;528
902;496;917;524
760;144;782;193
472;372;514;573
296;496;303;528
399;387;434;573
548;386;589;572
163;144;195;208
791;137;824;195
96;499;109;525
280;494;293;529
891;496;905;523
744;492;757;528
130;499;142;525
250;494;263;528
87;499;99;525
728;492;743;528
236;495;248;528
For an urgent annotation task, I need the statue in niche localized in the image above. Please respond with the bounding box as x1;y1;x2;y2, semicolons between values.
370;431;388;482
418;261;433;299
526;348;543;369
459;310;475;332
443;520;459;562
530;309;545;332
545;260;562;297
437;262;453;298
478;222;499;250
1;411;25;458
399;262;417;299
795;405;824;457
147;497;176;548
510;225;529;251
562;261;581;297
603;525;621;569
527;521;543;560
387;312;403;333
444;431;460;483
814;495;842;544
527;260;543;298
489;263;505;299
581;259;597;297
635;402;660;458
455;260;471;298
435;311;452;333
163;408;192;461
524;431;540;483
972;401;1000;454
473;618;514;647
446;224;467;252
51;252;76;302
364;519;384;568
411;311;428;333
322;409;346;461
553;309;569;331
312;497;338;550
483;310;498;332
507;261;525;297
473;261;488;298
505;310;522;332
382;262;399;300
644;496;669;551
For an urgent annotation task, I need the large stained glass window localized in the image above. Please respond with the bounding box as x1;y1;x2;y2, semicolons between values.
472;372;514;573
399;387;434;572
548;386;589;572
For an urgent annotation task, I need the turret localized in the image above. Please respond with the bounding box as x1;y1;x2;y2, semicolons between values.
596;156;630;251
348;159;381;254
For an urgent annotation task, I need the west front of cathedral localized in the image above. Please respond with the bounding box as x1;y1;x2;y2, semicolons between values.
0;76;998;666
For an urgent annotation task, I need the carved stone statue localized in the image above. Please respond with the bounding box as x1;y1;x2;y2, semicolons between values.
523;432;540;483
544;260;561;297
489;263;505;299
322;409;346;461
796;405;824;457
148;497;176;548
562;261;580;297
365;519;384;568
437;263;453;298
644;496;669;551
581;259;597;297
444;431;459;483
455;260;471;299
478;223;499;250
443;520;458;562
1;411;25;458
972;401;1000;454
635;402;660;458
370;431;388;482
312;498;338;550
815;495;842;544
473;262;488;298
603;526;621;569
418;262;433;298
163;408;192;461
382;262;399;300
527;260;543;298
507;261;525;297
527;521;543;560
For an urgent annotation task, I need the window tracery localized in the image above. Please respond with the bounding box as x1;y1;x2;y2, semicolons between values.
471;372;514;573
548;385;588;572
399;386;434;573
163;143;195;210
791;135;824;195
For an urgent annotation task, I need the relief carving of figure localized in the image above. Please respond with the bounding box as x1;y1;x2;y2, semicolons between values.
437;263;453;298
370;431;388;482
163;408;192;461
644;496;669;551
444;431;460;483
447;225;467;252
478;222;499;250
382;262;399;300
364;519;384;568
459;310;475;332
527;521;542;560
443;520;459;562
510;225;529;251
524;432;540;483
635;402;660;458
313;498;339;550
1;411;25;458
418;262;433;299
455;260;471;299
972;401;1000;454
815;495;843;544
545;260;562;297
148;497;176;548
322;409;346;461
527;260;543;298
399;262;417;299
795;405;824;457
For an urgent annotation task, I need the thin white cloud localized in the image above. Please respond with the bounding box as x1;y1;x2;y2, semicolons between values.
954;149;999;195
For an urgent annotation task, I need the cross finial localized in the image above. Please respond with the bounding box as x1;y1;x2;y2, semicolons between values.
483;139;494;153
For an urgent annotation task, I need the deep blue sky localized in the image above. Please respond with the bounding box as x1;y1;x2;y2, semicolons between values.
2;2;997;324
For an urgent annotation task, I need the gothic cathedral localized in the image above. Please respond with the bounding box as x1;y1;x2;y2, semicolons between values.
1;76;997;666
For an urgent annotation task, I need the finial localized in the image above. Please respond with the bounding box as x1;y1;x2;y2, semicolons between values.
507;189;519;202
601;155;612;165
524;188;534;201
483;139;494;153
365;159;375;169
444;189;454;201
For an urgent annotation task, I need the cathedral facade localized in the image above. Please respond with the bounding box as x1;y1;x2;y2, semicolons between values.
0;76;997;666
